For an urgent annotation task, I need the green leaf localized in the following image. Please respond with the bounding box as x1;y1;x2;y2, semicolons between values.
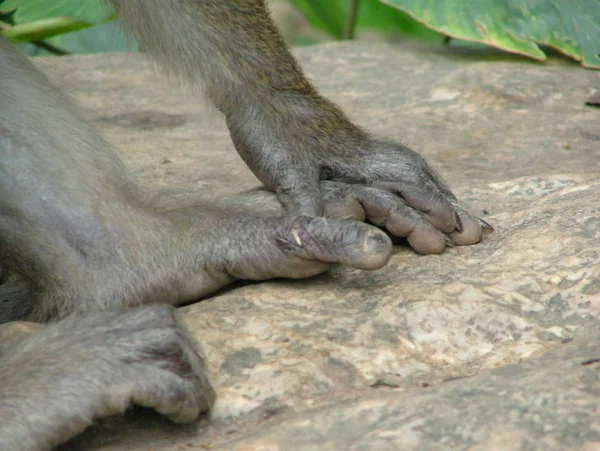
354;0;440;37
381;0;600;69
2;16;93;42
0;0;110;24
289;0;442;40
287;0;347;38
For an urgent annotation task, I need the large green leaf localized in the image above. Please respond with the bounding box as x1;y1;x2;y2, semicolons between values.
0;0;110;23
382;0;600;69
287;0;346;38
288;0;441;40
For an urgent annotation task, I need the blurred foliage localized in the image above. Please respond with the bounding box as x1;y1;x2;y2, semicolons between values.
385;0;600;69
0;0;129;54
0;0;597;68
288;0;442;41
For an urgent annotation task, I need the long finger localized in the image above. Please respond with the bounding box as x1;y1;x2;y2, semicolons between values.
373;180;460;233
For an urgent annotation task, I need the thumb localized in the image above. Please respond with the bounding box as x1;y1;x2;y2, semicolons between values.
280;216;392;271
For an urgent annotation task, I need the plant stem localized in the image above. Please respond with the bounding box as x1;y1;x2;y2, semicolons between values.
344;0;360;40
32;40;69;55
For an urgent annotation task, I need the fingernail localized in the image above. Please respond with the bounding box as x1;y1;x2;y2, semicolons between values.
364;231;391;254
291;229;303;246
478;218;494;235
454;211;463;232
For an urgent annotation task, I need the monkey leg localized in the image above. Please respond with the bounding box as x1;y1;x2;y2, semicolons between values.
0;305;215;451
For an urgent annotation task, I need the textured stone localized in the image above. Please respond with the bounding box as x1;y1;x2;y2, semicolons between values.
18;42;600;449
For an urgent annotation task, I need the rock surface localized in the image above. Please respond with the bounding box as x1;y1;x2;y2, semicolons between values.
20;42;600;449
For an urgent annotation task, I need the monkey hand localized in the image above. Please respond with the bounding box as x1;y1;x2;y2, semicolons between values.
226;96;490;254
0;305;215;451
319;181;491;255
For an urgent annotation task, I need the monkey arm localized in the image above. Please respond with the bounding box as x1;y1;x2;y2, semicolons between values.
108;0;487;246
1;34;395;322
0;305;215;451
